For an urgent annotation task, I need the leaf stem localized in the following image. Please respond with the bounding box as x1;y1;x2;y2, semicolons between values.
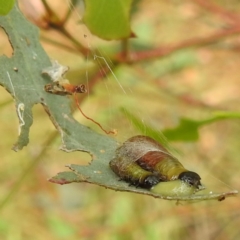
116;26;240;63
41;0;88;55
40;35;78;53
121;39;130;61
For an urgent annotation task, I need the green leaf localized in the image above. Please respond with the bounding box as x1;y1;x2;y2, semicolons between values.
163;112;240;141
83;0;133;40
0;0;14;15
122;108;240;142
163;118;202;141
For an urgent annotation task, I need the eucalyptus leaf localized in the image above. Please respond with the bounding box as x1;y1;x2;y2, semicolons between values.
0;2;115;153
122;108;240;142
163;111;240;141
83;0;133;40
49;169;238;202
0;0;14;15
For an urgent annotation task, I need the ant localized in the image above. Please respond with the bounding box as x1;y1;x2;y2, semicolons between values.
44;79;116;135
43;61;116;135
44;81;86;96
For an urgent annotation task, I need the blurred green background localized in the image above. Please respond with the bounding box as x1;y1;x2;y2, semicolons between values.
0;0;240;239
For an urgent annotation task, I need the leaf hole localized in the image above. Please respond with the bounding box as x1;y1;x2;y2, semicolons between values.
0;28;13;57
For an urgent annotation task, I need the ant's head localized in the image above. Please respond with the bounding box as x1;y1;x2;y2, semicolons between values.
178;171;202;189
75;84;86;93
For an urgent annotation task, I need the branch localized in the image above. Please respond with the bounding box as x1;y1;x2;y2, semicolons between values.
41;0;88;55
118;26;240;62
193;0;240;24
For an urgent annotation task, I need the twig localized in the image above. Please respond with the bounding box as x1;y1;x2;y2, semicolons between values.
62;3;74;24
121;26;240;62
121;39;130;62
59;26;89;55
40;35;79;54
193;0;240;24
41;0;53;17
41;0;88;55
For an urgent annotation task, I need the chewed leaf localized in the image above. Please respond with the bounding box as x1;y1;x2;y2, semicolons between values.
49;135;238;202
0;3;113;153
4;3;237;203
49;136;238;201
0;3;55;150
49;167;238;202
49;172;82;185
83;0;133;40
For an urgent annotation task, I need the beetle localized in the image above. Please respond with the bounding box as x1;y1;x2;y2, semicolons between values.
109;135;202;190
